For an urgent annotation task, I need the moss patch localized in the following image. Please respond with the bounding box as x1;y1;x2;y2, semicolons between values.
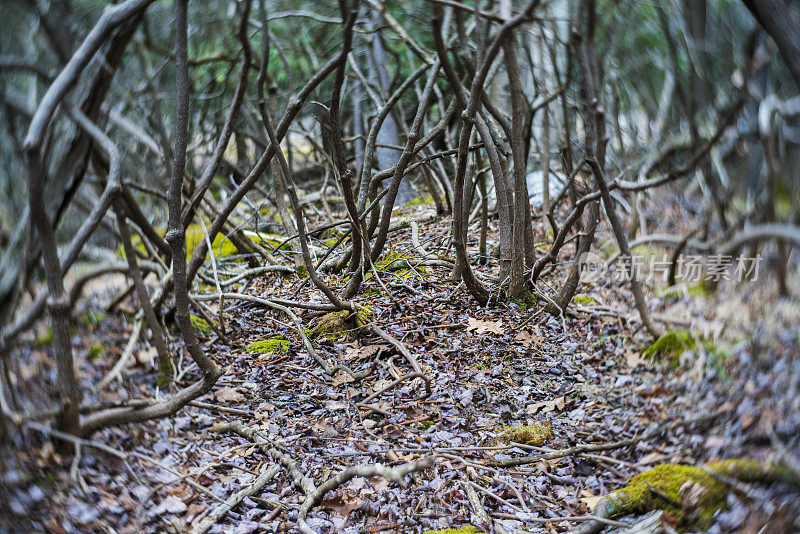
157;358;176;387
642;329;729;369
597;459;799;531
607;464;727;529
76;311;105;328
87;343;105;361
369;249;428;280
190;314;215;335
404;194;434;208
34;327;54;348
572;294;597;305
509;292;539;310
423;527;482;534
487;424;554;447
245;336;290;354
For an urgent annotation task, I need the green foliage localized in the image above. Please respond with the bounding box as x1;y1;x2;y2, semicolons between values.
572;295;597;305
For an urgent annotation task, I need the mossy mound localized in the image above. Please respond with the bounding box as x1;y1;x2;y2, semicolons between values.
295;263;309;279
591;459;799;531
486;424;554;447
508;292;539;310
642;329;728;369
422;527;482;534
306;308;372;341
369;249;428;280
245;336;290;354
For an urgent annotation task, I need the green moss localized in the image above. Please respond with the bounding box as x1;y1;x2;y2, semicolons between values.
245;336;290;354
295;263;309;279
404;194;434;207
487;424;554;447
643;329;729;369
423;527;482;534
596;459;799;531
369;249;428;280
306;307;373;340
115;224;247;261
157;358;176;387
509;292;539;310
420;420;435;430
607;464;728;529
242;231;291;251
572;295;597;305
710;458;799;487
76;311;105;328
687;280;714;298
190;314;214;335
87;343;105;361
34;327;54;348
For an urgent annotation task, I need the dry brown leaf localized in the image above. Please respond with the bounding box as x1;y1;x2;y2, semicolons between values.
467;317;505;335
214;386;246;403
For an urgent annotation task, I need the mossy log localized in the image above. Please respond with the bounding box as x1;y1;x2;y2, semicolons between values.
571;458;799;534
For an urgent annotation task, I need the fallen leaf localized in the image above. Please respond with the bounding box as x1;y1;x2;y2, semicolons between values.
467;317;505;335
525;396;565;415
332;370;355;386
214;387;246;403
625;349;648;368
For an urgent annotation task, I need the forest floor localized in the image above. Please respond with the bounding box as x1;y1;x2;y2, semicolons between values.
2;201;800;534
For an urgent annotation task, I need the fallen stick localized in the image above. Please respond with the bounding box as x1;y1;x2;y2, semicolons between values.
191;463;280;534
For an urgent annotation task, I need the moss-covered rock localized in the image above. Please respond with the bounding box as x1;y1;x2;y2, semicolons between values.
245;336;290;354
589;459;799;531
486;424;554;447
306;307;373;341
